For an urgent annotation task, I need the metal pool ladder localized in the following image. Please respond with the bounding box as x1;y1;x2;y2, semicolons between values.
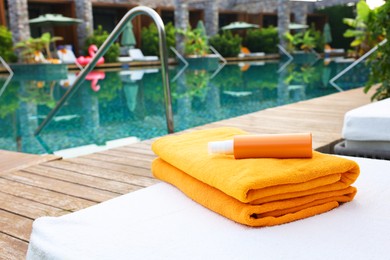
35;6;174;135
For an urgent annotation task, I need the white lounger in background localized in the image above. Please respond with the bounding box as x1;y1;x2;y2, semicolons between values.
129;48;158;61
27;157;390;260
335;98;390;159
118;48;158;62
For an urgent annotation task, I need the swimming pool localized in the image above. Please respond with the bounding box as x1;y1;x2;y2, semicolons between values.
0;59;369;155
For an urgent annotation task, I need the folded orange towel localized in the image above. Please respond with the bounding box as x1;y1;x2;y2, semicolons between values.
151;127;360;226
152;128;359;203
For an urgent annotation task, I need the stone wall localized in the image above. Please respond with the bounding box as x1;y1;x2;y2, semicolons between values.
7;0;30;47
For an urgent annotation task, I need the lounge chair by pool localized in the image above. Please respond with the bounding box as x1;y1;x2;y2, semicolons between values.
129;48;158;61
26;156;390;259
238;47;265;58
334;98;390;159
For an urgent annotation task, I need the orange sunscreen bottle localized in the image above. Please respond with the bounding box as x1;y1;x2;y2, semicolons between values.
208;133;312;159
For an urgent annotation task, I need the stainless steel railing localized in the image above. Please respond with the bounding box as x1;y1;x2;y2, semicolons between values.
35;6;174;135
329;39;388;90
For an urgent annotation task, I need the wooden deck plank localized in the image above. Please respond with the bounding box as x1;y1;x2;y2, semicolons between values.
65;157;154;178
2;171;119;203
0;192;65;219
0;178;95;211
0;233;28;260
43;160;157;187
0;150;60;174
23;165;141;195
0;210;32;242
96;149;155;166
82;152;154;170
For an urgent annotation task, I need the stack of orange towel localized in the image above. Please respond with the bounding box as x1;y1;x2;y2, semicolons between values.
151;127;360;227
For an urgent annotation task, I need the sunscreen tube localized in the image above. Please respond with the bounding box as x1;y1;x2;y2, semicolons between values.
208;133;312;159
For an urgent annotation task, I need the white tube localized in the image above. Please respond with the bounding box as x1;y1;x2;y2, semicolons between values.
208;140;234;155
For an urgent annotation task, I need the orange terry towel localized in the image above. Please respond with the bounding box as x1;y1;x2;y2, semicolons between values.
151;127;360;227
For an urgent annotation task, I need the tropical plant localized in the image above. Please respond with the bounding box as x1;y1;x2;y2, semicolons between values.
285;27;322;53
365;1;390;100
284;32;303;52
209;30;241;57
0;26;17;62
84;25;120;62
300;31;317;52
343;0;380;56
141;22;176;57
14;32;63;63
242;27;279;53
177;25;209;56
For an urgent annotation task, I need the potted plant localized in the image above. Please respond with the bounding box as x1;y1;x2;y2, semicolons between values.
12;32;68;80
284;29;319;64
177;24;219;70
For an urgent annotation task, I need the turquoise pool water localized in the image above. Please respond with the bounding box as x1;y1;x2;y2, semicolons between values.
0;59;369;155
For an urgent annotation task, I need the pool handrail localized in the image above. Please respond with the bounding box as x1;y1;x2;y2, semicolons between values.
329;38;388;90
170;46;189;82
0;56;14;98
277;44;293;73
35;6;174;136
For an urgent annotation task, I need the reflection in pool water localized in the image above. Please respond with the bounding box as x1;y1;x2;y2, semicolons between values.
0;59;369;155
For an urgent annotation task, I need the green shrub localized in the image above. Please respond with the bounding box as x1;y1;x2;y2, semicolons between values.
141;22;176;57
365;1;390;100
243;27;279;53
177;25;209;56
209;30;241;57
84;25;120;62
0;26;17;62
308;27;325;53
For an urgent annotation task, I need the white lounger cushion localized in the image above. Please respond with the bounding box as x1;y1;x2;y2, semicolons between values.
27;157;390;260
129;49;158;61
342;98;390;141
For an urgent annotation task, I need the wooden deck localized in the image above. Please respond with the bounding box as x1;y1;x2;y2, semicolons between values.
0;87;373;259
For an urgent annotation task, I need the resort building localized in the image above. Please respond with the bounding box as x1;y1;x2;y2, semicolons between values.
1;0;359;55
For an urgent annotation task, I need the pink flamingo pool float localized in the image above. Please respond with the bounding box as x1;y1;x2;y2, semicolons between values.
76;71;105;92
76;45;105;66
86;71;105;92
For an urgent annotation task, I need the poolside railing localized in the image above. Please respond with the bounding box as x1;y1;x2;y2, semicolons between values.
0;56;14;98
329;39;388;91
35;6;174;135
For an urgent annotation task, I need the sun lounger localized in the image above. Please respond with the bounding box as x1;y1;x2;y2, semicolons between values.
238;47;265;58
129;48;158;61
334;98;390;159
57;46;78;64
26;156;390;259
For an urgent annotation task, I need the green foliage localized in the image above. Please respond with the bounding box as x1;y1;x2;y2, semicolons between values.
209;30;241;57
14;32;63;63
365;1;390;100
84;25;120;62
177;25;209;56
315;5;355;50
242;27;279;53
141;22;176;57
0;26;17;62
309;27;325;52
343;0;380;56
285;27;323;53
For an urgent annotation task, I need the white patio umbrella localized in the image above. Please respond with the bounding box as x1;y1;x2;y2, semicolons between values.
29;14;82;26
221;22;259;30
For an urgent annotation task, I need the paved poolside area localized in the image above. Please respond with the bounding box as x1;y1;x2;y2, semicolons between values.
0;87;374;258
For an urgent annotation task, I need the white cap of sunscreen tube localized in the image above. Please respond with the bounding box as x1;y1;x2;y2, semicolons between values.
208;140;234;155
